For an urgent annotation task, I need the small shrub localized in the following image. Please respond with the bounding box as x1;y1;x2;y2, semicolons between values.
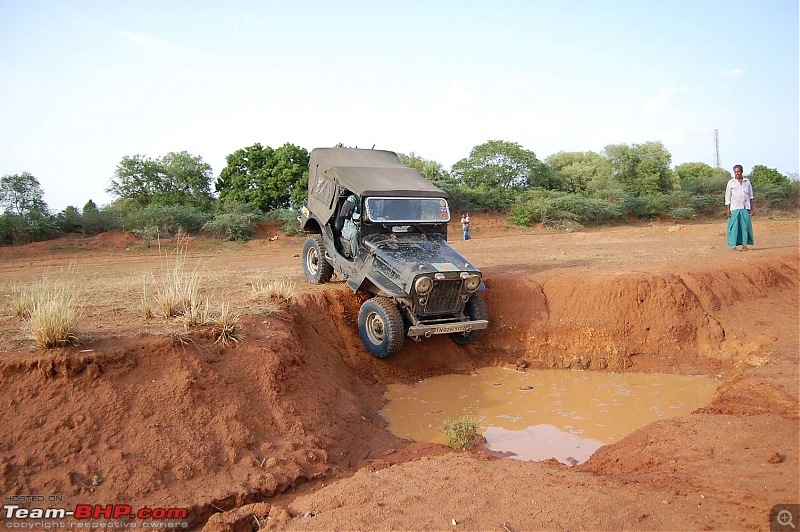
692;194;717;215
129;204;211;237
509;200;538;226
442;416;479;450
264;208;303;236
133;226;159;247
202;212;255;241
623;194;669;219
510;191;622;227
668;207;695;220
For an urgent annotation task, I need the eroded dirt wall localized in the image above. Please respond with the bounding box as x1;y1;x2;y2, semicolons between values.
481;256;798;370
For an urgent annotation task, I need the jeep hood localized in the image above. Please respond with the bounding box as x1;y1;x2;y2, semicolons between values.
362;233;480;283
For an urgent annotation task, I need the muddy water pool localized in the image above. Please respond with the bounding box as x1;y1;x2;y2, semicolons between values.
381;367;718;464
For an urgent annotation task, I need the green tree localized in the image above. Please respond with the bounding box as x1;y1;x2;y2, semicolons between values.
215;143;309;211
398;152;452;183
603;141;677;196
748;165;789;186
0;172;55;244
675;162;715;183
107;155;161;207
159;151;215;208
55;206;83;233
107;151;214;208
81;199;105;235
0;172;49;217
452;140;553;190
546;151;612;193
675;162;729;196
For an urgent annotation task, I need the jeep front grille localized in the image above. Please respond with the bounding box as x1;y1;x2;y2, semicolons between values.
417;279;463;316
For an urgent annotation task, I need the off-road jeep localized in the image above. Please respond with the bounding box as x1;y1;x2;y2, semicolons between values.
298;147;489;358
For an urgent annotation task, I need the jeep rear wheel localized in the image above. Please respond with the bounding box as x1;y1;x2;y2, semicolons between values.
358;297;404;358
450;293;488;345
302;235;333;284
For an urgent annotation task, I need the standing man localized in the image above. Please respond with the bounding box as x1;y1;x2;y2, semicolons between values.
461;213;471;240
725;164;755;251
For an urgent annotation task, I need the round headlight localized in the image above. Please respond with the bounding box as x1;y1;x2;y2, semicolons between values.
414;276;433;296
464;274;481;292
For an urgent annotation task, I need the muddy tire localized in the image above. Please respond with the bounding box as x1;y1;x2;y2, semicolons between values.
358;297;404;358
450;293;488;345
302;235;333;284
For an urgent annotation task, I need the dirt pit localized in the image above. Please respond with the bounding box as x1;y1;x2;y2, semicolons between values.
0;215;797;531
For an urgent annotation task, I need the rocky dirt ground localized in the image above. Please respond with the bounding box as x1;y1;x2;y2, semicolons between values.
0;215;797;531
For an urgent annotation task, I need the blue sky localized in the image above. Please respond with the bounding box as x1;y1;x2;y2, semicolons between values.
1;0;798;211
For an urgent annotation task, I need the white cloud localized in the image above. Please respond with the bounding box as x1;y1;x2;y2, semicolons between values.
643;86;680;113
722;68;746;78
437;82;480;109
501;76;530;90
116;30;160;48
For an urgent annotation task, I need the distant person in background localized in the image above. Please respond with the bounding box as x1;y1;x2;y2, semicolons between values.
725;164;755;251
461;213;471;240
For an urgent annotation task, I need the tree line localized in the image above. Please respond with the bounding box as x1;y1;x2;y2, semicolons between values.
1;140;797;245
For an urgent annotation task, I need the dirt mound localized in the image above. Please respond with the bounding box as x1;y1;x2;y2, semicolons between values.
0;218;797;530
0;297;451;527
252;222;281;240
82;230;141;249
0;232;144;264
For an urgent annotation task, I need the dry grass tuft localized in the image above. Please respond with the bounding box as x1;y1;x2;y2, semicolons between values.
151;238;205;319
183;296;210;327
251;277;297;302
10;285;36;318
140;273;153;320
213;302;244;346
167;329;193;347
259;300;284;316
27;277;84;348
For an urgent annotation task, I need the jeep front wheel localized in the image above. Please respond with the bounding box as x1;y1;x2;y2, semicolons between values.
358;297;404;358
450;293;488;345
302;235;333;284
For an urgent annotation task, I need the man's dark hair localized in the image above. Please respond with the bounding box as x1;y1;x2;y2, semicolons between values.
733;164;744;172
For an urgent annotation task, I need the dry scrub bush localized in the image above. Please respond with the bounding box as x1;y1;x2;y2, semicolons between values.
27;278;84;348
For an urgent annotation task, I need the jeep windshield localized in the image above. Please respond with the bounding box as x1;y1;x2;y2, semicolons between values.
365;197;450;223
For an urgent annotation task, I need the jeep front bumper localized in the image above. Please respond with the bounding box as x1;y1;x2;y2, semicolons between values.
407;319;489;338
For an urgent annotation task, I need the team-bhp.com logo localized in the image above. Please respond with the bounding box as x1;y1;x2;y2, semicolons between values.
3;502;189;528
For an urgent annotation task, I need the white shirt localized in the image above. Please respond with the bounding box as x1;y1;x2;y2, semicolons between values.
725;177;754;211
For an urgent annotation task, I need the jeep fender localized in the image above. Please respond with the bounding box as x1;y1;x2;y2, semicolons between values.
346;269;406;298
